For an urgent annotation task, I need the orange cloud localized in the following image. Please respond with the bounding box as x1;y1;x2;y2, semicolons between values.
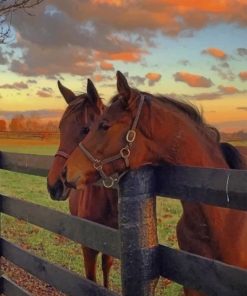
239;71;247;81
100;61;114;71
56;1;247;37
218;85;239;94
91;0;123;6
174;72;213;87
93;74;104;82
95;50;143;62
145;72;162;86
202;47;227;59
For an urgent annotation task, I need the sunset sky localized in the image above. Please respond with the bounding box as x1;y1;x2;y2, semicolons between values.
0;0;246;131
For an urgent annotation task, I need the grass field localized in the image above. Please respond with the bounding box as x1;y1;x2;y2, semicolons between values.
0;138;183;295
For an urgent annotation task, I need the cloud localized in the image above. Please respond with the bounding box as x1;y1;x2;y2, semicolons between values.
93;74;104;82
100;61;114;71
218;85;239;94
202;47;227;59
237;107;247;111
36;87;54;98
0;82;28;90
10;41;96;76
4;0;247;79
27;79;37;84
239;71;247;81
237;48;247;57
54;1;247;36
211;64;235;81
178;59;190;66
9;5;145;77
145;72;162;86
95;50;144;62
174;72;213;87
188;85;246;100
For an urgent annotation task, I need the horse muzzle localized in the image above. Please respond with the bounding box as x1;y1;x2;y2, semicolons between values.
47;178;71;201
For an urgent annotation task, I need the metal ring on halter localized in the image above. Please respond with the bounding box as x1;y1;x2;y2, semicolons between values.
120;147;131;158
126;130;136;143
103;176;115;188
93;161;103;171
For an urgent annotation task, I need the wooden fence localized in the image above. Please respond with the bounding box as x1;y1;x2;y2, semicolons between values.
0;131;59;140
0;151;247;296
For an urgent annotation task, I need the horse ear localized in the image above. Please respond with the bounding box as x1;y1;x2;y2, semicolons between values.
57;80;76;104
116;71;131;97
87;79;101;105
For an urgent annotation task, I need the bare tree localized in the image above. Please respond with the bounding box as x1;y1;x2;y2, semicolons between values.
0;0;44;43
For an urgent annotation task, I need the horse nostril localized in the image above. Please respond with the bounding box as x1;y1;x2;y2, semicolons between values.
48;179;64;200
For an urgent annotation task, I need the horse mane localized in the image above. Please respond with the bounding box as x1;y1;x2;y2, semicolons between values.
110;92;220;142
110;91;246;169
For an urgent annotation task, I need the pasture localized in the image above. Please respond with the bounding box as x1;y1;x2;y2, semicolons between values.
0;138;184;295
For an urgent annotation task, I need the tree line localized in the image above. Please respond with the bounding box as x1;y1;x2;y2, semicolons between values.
0;115;58;132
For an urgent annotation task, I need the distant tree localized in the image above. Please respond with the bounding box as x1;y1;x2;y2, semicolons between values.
25;116;42;131
9;114;25;131
45;120;59;132
0;118;7;131
0;0;44;43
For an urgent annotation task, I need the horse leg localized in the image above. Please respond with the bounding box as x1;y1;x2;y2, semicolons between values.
177;208;214;296
102;254;114;288
82;246;98;282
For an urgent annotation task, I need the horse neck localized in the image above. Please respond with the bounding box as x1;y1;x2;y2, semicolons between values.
150;100;227;169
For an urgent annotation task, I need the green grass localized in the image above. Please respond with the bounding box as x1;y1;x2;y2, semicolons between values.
0;139;183;295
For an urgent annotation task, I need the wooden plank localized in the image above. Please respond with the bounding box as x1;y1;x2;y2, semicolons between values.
0;152;52;177
0;195;120;258
1;152;247;210
0;275;32;296
119;168;159;296
155;164;247;211
0;238;118;296
159;244;247;296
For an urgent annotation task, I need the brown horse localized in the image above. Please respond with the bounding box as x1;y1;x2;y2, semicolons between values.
60;71;246;295
47;80;118;288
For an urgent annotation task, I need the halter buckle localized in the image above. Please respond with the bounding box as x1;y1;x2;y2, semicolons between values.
93;160;103;171
126;130;136;143
103;176;115;188
120;147;130;159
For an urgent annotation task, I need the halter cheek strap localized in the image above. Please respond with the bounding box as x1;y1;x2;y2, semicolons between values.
78;94;146;188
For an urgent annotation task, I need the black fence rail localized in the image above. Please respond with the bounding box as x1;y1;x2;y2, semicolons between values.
0;151;247;296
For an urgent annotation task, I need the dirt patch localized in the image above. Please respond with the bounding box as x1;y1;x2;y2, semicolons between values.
1;258;65;296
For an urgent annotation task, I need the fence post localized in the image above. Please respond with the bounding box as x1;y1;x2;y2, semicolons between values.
119;166;160;296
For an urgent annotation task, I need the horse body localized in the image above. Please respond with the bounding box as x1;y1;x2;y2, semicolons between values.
47;80;118;288
61;72;247;295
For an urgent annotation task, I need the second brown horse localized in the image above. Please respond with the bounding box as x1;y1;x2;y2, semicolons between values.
47;80;118;288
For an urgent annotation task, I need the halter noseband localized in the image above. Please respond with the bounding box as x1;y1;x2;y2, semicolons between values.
78;94;146;188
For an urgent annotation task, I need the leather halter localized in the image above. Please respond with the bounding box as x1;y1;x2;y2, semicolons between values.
78;94;146;188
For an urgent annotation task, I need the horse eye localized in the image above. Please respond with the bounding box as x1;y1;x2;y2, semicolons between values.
81;127;90;134
99;121;110;131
